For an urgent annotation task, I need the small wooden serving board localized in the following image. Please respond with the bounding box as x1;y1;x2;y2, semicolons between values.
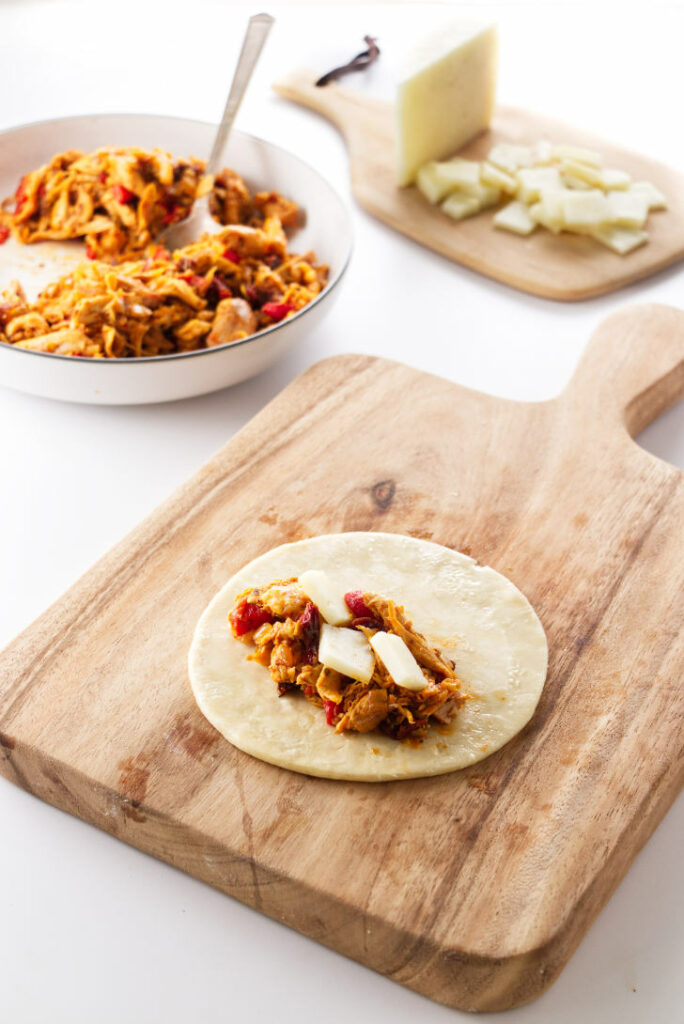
274;70;684;301
1;304;683;1012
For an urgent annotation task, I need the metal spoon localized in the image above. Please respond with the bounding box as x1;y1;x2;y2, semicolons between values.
162;12;274;251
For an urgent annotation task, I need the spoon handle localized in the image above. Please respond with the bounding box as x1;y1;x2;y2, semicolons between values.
206;13;275;178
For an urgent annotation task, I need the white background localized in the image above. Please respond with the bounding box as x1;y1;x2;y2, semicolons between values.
0;2;682;1021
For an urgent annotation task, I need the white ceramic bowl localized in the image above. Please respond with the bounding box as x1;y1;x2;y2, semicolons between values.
0;113;352;404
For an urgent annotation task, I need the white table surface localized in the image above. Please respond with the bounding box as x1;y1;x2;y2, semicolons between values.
1;2;682;1020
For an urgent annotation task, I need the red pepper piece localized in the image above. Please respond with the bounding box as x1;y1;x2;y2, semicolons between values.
152;246;169;261
160;194;179;224
298;602;320;665
112;184;136;205
222;248;241;263
180;272;206;293
324;700;339;727
228;600;274;638
85;246;97;260
262;301;295;323
303;685;315;698
98;172;107;184
14;176;27;210
344;591;373;619
0;226;9;245
205;277;232;306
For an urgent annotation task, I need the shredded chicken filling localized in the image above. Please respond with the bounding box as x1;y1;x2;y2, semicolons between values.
0;147;326;357
228;579;465;740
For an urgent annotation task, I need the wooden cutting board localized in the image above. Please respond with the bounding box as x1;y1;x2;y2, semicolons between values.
273;70;684;301
1;304;683;1012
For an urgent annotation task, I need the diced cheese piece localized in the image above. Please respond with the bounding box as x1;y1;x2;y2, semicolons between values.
516;166;562;204
590;224;649;254
560;158;604;188
416;158;482;203
493;200;537;235
533;140;554;165
469;181;500;208
551;143;603;167
369;632;427;692
318;624;375;684
561;173;592;191
480;161;518;194
441;192;481;221
396;21;498;186
598;168;631;190
416;163;451;204
488;143;535;174
607;192;649;229
629;181;668;210
561;189;612;228
298;570;351;626
529;202;554;233
529;190;567;233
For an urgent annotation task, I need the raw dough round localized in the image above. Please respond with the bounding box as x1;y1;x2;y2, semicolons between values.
188;532;548;781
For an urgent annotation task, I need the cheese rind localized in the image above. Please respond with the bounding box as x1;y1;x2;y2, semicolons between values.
298;570;351;626
369;632;427;692
318;624;375;684
396;21;498;186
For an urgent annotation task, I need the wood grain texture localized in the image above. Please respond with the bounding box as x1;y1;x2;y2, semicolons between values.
1;304;683;1012
273;70;684;300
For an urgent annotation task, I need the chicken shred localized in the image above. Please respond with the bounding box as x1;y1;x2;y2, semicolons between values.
228;578;466;741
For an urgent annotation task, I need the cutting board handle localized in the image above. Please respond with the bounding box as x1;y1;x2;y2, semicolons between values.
272;69;383;155
564;304;684;437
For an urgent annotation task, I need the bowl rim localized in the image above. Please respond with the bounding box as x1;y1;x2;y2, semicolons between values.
0;111;353;367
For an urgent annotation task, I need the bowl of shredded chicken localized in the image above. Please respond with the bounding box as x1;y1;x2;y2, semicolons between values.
0;114;351;402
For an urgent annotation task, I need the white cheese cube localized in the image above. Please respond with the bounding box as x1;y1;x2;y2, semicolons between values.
480;161;518;194
369;632;427;692
318;624;375;684
441;192;481;221
552;143;603;167
516;166;562;204
298;570;351;626
471;182;501;208
533;140;554;165
493;200;537;235
396;22;498;186
561;189;612;228
561;172;592;191
416;159;483;203
488;143;535;174
560;159;604;188
590;224;649;254
598;168;631;190
629;181;668;210
529;190;567;233
607;192;649;229
416;163;452;204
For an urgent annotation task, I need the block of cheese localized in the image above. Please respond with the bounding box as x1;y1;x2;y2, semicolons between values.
396;21;498;186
